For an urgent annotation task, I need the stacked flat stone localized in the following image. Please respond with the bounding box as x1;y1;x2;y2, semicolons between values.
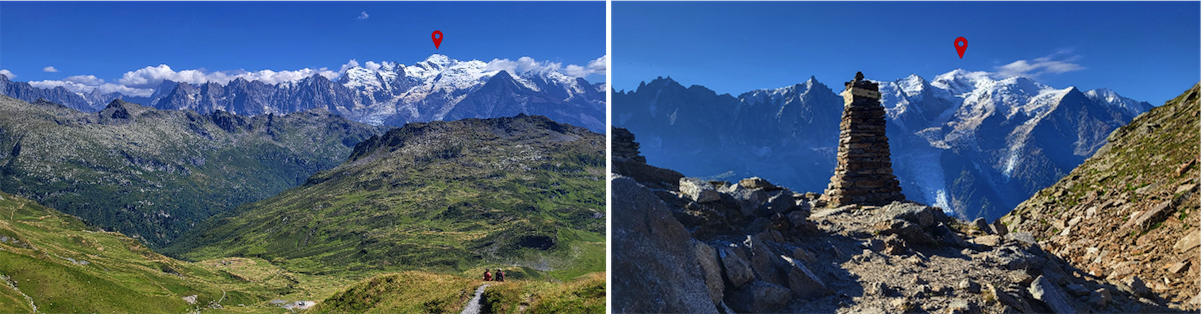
821;72;904;207
612;126;647;163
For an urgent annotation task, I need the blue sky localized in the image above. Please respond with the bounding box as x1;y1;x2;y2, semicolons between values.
613;1;1200;105
0;1;606;95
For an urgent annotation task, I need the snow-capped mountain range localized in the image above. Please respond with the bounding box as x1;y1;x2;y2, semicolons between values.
614;69;1151;221
0;54;606;132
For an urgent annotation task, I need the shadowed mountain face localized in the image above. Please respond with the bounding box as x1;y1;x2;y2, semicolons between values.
168;114;605;275
614;71;1152;221
0;96;384;247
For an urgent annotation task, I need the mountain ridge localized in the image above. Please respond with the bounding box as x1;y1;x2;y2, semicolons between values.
614;70;1151;221
0;54;606;133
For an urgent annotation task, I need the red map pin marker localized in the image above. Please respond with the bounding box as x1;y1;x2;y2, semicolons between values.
954;37;968;59
432;30;443;49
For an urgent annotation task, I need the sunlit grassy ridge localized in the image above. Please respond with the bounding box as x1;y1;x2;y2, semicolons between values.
0;96;383;248
168;114;606;279
311;271;606;314
0;191;290;313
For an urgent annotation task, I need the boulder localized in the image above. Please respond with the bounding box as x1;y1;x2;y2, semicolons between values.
1028;275;1075;314
1175;229;1200;252
1168;260;1191;274
680;177;721;203
1040;260;1068;286
612;158;684;190
882;234;908;255
739;177;778;190
744;235;785;286
723;184;769;217
972;217;992;234
931;223;968;247
959;279;980;294
716;245;753;288
780;256;827;300
875;219;936;246
764;189;795;214
1006;232;1037;246
970;235;1003;250
693;241;725;305
993;246;1037;270
991;219;1008;236
880;201;946;228
1065;284;1089;297
612;176;717;313
1120;275;1153;298
989;283;1034;313
723;280;791;314
790;246;817;265
1087;288;1112;308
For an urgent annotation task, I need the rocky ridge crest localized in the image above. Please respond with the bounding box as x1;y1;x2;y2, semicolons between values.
1001;83;1201;310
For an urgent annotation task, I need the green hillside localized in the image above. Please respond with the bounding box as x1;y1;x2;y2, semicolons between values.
0;191;298;313
0;96;383;247
168;114;606;279
311;271;605;314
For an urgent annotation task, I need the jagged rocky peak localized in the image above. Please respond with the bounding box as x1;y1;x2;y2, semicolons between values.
1001;82;1201;311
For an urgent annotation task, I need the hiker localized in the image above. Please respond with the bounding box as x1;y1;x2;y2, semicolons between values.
497;269;505;282
483;269;493;281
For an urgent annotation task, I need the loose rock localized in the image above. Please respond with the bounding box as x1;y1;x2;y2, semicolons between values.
1028;275;1075;314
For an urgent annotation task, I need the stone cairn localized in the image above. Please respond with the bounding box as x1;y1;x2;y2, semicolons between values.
612;127;647;163
821;72;904;207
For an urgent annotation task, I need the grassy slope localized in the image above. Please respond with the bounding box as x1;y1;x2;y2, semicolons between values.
0;191;245;313
311;271;606;314
0;97;382;248
171;115;606;280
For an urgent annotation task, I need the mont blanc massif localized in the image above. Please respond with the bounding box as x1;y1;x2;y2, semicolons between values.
614;70;1152;221
0;54;606;313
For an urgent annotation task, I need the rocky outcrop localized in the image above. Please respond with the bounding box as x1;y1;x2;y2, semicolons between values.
822;72;904;207
611;176;717;313
1001;83;1201;310
612;127;647;163
612;126;1188;313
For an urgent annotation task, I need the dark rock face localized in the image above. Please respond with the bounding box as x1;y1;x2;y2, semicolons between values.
611;176;717;314
822;72;904;206
612;127;647;163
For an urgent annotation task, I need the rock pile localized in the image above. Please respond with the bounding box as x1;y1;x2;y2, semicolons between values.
822;72;903;207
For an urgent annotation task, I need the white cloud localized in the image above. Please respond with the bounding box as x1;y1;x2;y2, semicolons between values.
357;11;369;20
64;75;105;85
586;55;606;75
43;66;58;73
116;64;339;89
364;61;382;71
991;50;1084;80
0;70;14;79
486;56;560;75
338;59;360;75
487;55;607;78
28;80;153;97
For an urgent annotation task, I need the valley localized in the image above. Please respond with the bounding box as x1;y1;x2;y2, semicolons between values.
0;96;384;248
